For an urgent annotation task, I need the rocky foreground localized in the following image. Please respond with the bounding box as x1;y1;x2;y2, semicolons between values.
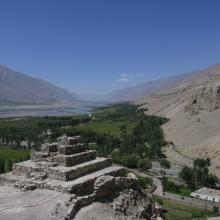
0;177;159;220
0;136;162;220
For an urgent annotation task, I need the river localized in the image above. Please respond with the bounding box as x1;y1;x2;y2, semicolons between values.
0;102;104;118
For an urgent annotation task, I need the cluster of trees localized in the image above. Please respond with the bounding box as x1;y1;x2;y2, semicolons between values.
111;149;152;170
137;176;153;189
162;176;192;196
0;103;169;172
0;156;30;174
0;115;90;150
161;158;218;196
47;105;168;170
0;159;14;173
51;105;168;169
160;159;171;169
110;116;167;168
0;159;6;173
179;158;218;189
119;117;168;158
93;103;146;122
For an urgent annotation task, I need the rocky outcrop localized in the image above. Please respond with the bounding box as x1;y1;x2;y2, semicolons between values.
66;175;153;220
185;81;220;115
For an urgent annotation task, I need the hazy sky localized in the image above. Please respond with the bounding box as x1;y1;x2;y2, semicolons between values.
1;0;220;97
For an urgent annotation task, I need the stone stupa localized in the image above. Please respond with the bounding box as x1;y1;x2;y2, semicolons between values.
0;135;157;219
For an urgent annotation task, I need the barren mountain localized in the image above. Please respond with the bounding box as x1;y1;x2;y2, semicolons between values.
0;65;77;105
135;63;220;177
106;72;194;101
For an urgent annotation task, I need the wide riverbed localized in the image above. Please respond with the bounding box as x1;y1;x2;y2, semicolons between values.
0;102;101;118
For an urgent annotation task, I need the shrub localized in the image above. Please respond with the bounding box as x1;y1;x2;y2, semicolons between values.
137;176;153;188
160;159;171;169
152;196;164;205
162;176;192;196
137;158;152;170
121;154;139;168
179;187;191;197
111;148;121;163
213;206;219;215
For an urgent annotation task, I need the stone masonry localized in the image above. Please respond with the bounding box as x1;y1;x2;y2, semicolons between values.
0;135;158;219
3;135;125;192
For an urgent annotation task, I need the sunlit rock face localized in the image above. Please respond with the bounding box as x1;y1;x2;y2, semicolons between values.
185;80;220;115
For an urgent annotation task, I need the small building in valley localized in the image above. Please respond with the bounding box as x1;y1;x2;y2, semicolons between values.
191;187;220;202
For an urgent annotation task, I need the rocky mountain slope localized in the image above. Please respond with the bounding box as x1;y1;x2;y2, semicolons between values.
135;63;220;177
0;65;77;105
106;72;194;101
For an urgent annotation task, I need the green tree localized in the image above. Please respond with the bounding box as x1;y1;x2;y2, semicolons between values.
180;158;218;189
111;148;121;163
0;159;5;174
7;160;13;172
137;176;153;189
137;158;152;170
208;174;218;187
121;154;139;168
160;159;171;169
179;166;193;185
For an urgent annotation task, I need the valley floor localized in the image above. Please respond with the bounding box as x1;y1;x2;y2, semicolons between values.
0;103;91;118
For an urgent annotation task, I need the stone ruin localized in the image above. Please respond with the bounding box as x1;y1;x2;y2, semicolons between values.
0;136;161;219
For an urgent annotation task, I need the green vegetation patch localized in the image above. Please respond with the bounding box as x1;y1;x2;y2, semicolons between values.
137;175;153;189
0;103;169;173
79;120;137;135
162;176;192;197
152;196;218;220
179;158;218;190
0;115;90;150
164;199;217;220
78;103;168;164
79;103;143;135
0;146;30;172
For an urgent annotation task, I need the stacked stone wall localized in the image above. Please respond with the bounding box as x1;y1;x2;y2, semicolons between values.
48;158;112;181
57;150;96;167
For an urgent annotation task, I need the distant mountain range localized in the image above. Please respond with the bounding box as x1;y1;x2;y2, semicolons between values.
106;72;197;102
0;65;77;105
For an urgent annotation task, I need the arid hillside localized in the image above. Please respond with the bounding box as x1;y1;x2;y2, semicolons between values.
136;63;220;176
0;65;77;105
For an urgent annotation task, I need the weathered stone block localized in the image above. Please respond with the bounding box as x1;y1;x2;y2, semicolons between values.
68;166;126;195
57;136;80;145
41;143;58;153
48;158;112;181
12;161;44;177
31;152;49;162
58;144;87;155
94;175;115;197
56;150;96;167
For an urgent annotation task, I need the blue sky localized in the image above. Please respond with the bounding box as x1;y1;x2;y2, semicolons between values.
1;0;220;97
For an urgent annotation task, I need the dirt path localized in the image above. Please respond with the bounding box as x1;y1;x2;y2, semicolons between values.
164;143;193;167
